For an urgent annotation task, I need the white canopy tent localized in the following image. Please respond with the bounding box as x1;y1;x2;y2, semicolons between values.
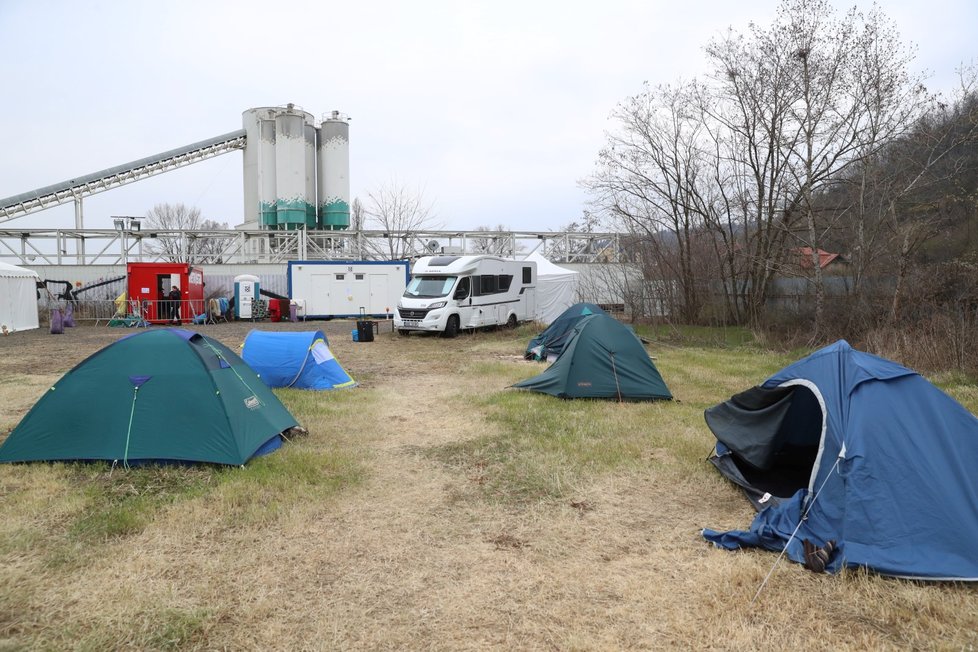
523;251;579;325
0;262;40;332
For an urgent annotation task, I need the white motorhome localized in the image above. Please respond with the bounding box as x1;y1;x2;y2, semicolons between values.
395;255;537;337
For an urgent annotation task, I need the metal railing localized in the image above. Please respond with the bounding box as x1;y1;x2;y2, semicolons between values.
44;297;308;327
46;299;211;326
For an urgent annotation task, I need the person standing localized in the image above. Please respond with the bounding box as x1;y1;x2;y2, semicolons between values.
158;288;168;322
168;285;182;324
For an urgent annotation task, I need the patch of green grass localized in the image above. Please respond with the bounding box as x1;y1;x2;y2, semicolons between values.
929;369;977;388
639;323;759;348
275;384;381;444
467;360;529;386
57;439;365;544
427;343;799;504
930;370;978;414
144;607;211;650
46;447;364;560
66;464;217;543
654;346;797;406
513;322;540;337
57;606;212;652
216;446;365;525
428;391;686;503
276;384;364;415
69;497;153;541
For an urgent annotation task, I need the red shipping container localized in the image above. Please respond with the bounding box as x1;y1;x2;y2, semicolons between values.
126;263;205;324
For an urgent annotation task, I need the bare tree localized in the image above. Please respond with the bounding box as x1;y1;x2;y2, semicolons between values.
471;225;513;255
702;0;926;332
817;62;977;327
879;91;977;321
350;197;366;231
780;1;926;338
362;183;441;259
585;80;715;323
143;203;229;264
584;0;932;337
544;212;608;263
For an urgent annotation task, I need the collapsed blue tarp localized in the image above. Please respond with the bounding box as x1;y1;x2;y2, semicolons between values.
702;340;978;580
242;330;356;391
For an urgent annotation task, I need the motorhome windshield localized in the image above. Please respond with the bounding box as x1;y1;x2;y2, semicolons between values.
404;275;457;298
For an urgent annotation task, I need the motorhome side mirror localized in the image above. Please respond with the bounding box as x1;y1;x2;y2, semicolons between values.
453;289;467;300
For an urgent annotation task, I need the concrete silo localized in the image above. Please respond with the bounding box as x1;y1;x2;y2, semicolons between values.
317;111;351;230
241;107;279;229
241;109;260;226
274;106;310;230
304;118;317;229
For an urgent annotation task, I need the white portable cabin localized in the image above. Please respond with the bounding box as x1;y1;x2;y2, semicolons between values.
0;262;40;332
394;255;536;337
287;260;409;319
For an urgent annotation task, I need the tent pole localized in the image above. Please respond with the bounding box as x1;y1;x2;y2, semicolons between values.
610;353;622;403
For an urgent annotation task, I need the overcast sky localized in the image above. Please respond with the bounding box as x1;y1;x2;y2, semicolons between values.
1;0;975;233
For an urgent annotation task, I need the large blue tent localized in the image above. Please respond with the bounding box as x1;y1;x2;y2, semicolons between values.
702;340;978;580
242;330;356;391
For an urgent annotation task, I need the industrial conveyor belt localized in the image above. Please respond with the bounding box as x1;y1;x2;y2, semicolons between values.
0;129;247;223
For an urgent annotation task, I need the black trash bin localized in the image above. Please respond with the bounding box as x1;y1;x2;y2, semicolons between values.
356;320;375;342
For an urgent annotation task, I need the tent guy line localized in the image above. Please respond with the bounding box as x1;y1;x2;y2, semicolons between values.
750;455;843;605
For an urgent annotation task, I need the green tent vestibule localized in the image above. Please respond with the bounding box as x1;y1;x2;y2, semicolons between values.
0;329;298;466
513;313;672;401
525;302;607;362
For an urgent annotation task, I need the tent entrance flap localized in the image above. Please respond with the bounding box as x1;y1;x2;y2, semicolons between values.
705;384;823;510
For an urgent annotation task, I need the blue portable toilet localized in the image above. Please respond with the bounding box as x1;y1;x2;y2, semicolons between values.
242;330;356;391
702;340;978;580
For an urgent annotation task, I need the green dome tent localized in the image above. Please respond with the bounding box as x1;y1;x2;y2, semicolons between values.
525;302;607;361
0;329;298;466
513;313;672;401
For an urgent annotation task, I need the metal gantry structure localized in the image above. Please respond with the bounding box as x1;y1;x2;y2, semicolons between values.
0;227;623;266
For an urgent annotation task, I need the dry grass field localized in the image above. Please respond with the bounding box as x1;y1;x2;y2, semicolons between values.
0;319;976;650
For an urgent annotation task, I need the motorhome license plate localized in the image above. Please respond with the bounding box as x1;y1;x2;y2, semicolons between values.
405;319;421;326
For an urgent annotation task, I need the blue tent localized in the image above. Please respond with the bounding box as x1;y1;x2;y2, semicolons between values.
702;341;978;580
242;330;356;391
525;303;607;361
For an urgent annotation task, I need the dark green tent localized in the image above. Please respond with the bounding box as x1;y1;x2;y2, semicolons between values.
0;329;298;466
513;314;672;400
525;302;607;361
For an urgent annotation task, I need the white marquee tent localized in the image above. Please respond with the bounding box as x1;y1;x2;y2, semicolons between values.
0;262;40;332
524;251;579;325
